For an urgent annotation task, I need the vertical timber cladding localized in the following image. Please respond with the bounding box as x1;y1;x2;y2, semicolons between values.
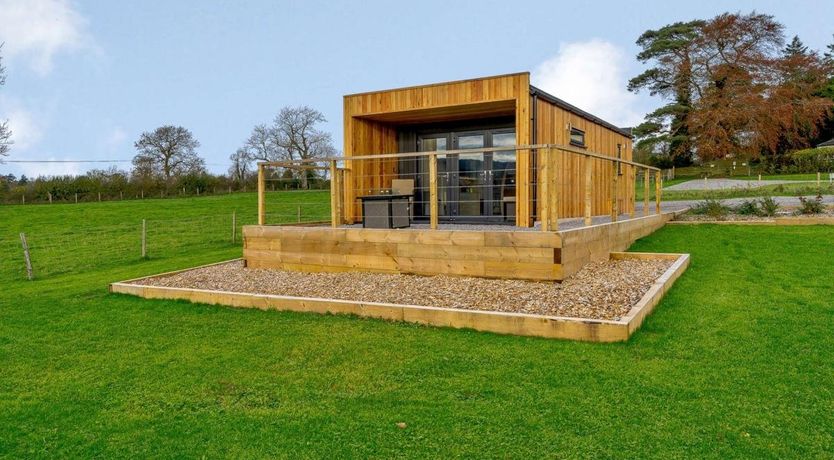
343;73;532;226
534;97;634;218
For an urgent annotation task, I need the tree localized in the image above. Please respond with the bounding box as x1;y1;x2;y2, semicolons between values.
133;125;205;183
784;35;808;57
0;44;11;159
228;148;252;185
628;20;704;165
632;13;833;163
238;106;337;189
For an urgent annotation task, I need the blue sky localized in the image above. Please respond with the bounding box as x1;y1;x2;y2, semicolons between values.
0;0;831;177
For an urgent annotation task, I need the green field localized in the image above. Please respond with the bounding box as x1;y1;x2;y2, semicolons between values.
1;194;834;457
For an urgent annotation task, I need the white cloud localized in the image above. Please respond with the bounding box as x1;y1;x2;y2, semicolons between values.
532;39;643;128
0;0;93;75
4;107;42;150
103;126;127;151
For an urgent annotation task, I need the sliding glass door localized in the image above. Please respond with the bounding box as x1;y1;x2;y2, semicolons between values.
416;129;515;223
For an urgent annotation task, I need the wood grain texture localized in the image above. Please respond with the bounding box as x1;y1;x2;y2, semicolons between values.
243;225;561;281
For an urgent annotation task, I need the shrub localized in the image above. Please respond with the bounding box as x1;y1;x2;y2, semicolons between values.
792;146;834;173
735;200;759;216
691;198;730;219
797;194;826;215
758;197;780;217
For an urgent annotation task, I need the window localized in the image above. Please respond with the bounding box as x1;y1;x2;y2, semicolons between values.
569;127;585;147
617;144;623;175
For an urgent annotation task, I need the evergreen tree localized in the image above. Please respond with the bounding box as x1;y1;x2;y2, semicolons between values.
628;20;704;166
783;35;808;57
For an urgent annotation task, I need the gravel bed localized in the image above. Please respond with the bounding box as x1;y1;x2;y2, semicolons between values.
132;259;674;321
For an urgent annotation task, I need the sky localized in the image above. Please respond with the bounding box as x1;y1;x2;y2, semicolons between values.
0;0;831;177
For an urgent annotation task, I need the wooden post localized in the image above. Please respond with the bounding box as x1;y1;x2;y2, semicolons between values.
120;191;123;200
655;170;662;214
643;168;650;216
297;205;301;223
98;192;101;202
48;192;52;204
141;189;144;199
549;148;559;231
229;186;232;194
540;149;550;232
629;165;636;218
232;211;236;243
330;160;339;228
429;153;438;230
22;195;24;205
20;233;33;280
75;193;78;204
758;173;762;185
141;219;147;259
817;171;821;186
257;163;265;225
610;160;619;222
584;155;593;226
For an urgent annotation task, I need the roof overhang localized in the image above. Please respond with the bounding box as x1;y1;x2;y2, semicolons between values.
354;99;516;124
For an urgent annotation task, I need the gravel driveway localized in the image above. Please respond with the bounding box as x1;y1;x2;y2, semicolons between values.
665;178;831;191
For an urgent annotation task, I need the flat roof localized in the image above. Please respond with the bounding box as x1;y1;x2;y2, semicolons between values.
344;72;632;138
530;85;632;138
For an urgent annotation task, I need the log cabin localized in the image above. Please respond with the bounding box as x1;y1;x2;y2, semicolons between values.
247;72;669;282
342;72;635;227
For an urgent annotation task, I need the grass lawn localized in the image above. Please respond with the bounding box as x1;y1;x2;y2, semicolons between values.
2;196;834;457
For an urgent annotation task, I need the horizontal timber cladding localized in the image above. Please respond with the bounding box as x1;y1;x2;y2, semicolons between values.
243;225;562;281
343;73;532;226
534;96;634;219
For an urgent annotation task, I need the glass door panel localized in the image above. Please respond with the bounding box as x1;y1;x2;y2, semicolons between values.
455;134;485;218
417;136;449;219
491;132;516;220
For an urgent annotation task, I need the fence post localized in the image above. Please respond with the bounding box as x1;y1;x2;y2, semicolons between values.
584;155;593;226
120;191;124;200
610;159;619;222
75;193;78;204
297;205;301;223
257;163;265;225
655;170;662;214
98;192;101;202
540;148;550;232
643;168;650;216
817;171;821;186
141;219;147;259
22;195;25;205
330;160;340;228
48;192;52;204
429;153;438;230
232;211;236;244
141;189;144;199
629;165;636;218
20;233;33;281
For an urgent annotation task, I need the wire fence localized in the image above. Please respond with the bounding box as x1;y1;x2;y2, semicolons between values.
1;199;331;281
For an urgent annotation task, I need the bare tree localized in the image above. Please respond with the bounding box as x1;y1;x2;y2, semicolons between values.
228;147;253;185
0;44;11;159
244;124;277;161
236;106;337;189
272;106;336;189
133;125;204;183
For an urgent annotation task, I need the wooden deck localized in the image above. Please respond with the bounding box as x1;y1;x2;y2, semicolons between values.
243;211;678;281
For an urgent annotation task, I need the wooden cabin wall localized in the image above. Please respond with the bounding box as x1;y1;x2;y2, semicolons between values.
534;98;633;219
343;73;532;226
342;115;398;222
